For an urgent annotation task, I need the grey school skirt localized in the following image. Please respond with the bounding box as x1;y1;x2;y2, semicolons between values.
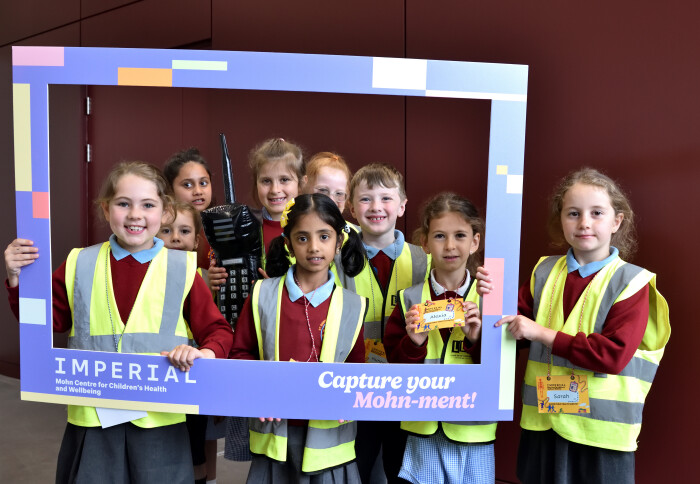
56;421;193;484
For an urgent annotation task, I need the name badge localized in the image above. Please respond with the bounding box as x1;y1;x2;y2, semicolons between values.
414;298;466;334
535;374;590;414
365;339;387;363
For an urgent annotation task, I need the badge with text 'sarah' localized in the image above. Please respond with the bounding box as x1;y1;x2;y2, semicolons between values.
536;374;590;414
414;299;466;334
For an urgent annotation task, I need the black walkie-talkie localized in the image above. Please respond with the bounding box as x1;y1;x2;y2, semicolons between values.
201;134;262;329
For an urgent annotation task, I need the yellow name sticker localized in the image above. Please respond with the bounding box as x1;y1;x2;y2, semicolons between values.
414;298;466;334
365;339;387;363
535;374;590;414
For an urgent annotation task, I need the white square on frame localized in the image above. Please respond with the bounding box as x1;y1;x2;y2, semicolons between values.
19;297;46;325
506;174;523;194
372;57;428;91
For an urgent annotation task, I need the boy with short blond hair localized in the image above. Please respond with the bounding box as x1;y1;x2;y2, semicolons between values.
341;163;430;484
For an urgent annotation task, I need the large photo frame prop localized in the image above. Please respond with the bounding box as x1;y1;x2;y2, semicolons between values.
12;47;527;421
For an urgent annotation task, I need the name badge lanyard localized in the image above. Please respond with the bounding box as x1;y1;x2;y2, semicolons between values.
543;265;598;381
105;248;127;352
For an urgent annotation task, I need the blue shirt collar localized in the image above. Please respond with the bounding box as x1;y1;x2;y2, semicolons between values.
109;234;164;263
261;207;274;221
362;230;404;260
566;246;619;277
284;266;335;308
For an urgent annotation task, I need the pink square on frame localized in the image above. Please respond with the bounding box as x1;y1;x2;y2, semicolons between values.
12;46;65;66
32;192;49;219
482;257;504;316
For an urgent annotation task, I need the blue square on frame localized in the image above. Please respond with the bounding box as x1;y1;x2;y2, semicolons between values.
19;297;46;325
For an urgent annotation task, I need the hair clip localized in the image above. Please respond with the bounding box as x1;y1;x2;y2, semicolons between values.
280;198;295;228
343;224;351;233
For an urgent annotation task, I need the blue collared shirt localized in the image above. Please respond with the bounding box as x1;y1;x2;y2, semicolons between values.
362;230;405;261
261;207;274;221
566;246;619;278
108;234;164;263
284;266;335;308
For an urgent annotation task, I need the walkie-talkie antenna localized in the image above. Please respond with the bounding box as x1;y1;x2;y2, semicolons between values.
220;133;236;204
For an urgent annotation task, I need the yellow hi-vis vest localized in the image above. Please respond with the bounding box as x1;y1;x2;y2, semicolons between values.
521;256;670;451
248;276;367;473
398;279;497;443
338;242;429;344
64;242;197;428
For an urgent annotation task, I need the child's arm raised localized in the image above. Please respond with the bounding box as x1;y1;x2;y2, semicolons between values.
5;239;39;288
499;278;649;375
4;239;74;332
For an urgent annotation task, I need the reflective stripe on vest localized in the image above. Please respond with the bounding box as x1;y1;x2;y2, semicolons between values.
249;275;366;472
64;242;196;428
398;279;497;443
338;242;429;342
521;255;670;451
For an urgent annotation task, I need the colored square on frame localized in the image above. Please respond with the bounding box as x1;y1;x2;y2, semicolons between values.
172;60;227;71
13;83;32;192
32;192;49;219
12;46;65;66
118;68;173;87
482;257;505;316
19;297;46;325
372;57;427;91
506;174;523;194
496;165;508;175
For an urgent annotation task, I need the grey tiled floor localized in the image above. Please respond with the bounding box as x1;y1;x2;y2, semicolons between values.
0;374;250;483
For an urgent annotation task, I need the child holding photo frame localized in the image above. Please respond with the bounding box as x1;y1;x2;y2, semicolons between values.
5;162;233;483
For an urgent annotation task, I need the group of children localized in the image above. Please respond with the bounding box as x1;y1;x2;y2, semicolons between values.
4;135;669;484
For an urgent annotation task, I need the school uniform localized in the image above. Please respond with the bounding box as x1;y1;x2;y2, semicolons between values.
384;271;496;484
337;231;429;484
516;248;670;484
223;206;283;462
230;267;366;483
8;236;233;484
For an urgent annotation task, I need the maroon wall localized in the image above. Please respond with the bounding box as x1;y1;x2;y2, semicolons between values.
1;1;697;482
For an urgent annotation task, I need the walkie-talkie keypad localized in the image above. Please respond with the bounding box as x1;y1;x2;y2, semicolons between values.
217;255;259;331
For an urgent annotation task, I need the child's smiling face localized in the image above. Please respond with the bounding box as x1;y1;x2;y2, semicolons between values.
287;212;340;282
560;183;623;265
159;210;199;252
422;211;479;276
350;180;406;242
102;174;163;253
308;166;349;212
257;160;299;220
